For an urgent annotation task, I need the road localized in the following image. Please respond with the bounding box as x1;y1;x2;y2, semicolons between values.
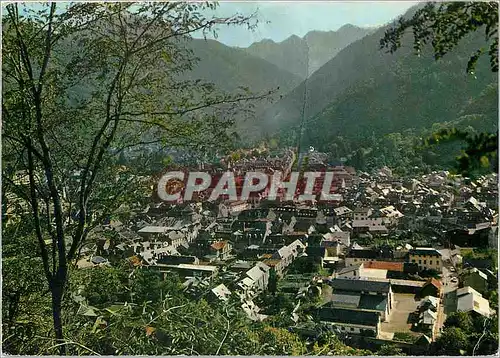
434;266;459;339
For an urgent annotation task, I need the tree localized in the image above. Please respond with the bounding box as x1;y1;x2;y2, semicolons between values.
377;344;406;356
380;2;498;177
444;311;474;332
268;269;278;295
433;327;469;355
312;332;372;356
381;2;498;74
2;3;268;353
487;290;498;311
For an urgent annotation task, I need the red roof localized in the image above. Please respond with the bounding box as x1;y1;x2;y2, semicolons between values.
363;261;404;272
263;259;282;267
210;241;227;251
128;255;143;267
424;278;442;289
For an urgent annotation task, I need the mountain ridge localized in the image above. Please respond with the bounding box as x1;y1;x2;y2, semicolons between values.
243;24;374;79
243;5;497;161
182;38;303;98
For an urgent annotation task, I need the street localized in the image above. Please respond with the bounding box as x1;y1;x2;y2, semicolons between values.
434;266;459;339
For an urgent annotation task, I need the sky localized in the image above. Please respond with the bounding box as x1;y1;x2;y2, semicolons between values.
5;1;419;48
197;1;419;47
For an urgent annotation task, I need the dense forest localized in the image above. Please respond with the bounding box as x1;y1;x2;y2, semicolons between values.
247;3;498;176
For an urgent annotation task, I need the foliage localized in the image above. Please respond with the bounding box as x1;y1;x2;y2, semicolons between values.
393;331;418;344
377;344;406;356
1;2;270;353
463;248;498;269
287;256;322;274
486;290;498;311
268;269;278;295
420;268;441;279
444;311;474;332
425;128;497;177
259;292;295;316
433;327;469;355
3;262;374;355
311;332;373;356
381;2;498;74
380;1;498;177
433;311;499;355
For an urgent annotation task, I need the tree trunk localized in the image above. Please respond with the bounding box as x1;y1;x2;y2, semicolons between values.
50;279;66;355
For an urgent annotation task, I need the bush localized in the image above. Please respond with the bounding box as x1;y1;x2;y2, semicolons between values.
393;332;417;343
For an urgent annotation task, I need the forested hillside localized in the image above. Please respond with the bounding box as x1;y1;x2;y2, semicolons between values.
246;5;497;173
184;38;303;96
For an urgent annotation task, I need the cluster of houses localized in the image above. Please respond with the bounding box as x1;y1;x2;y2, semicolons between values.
75;153;497;349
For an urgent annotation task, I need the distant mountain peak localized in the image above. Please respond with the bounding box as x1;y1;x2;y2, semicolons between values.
337;23;359;31
282;34;303;43
244;25;373;79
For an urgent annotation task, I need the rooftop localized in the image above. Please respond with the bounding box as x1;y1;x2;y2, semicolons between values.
138;226;174;233
409;248;442;256
318;307;380;326
363;261;403;272
329;278;391;293
358;294;388;312
329;293;361;307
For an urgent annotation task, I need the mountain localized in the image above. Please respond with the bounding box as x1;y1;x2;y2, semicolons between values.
243;24;374;79
183;38;303;97
248;6;497;153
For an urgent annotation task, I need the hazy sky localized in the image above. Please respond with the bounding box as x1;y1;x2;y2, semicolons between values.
7;1;419;48
197;1;419;47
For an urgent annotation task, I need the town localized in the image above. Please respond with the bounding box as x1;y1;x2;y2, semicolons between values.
75;148;498;354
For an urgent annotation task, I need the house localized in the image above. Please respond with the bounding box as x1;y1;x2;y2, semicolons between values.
323;231;350;247
358;261;404;280
326;291;391;322
241;300;267;321
460;268;488;294
336;261;404;281
262;258;286;278
210;283;232;302
345;246;398;267
419;278;442;298
208;240;232;261
365;261;404;271
419;309;437;329
345;249;379;267
456;286;492;318
352;207;373;221
90;256;108;266
138;226;172;238
418;296;439;312
273;245;294;268
288;239;306;258
328;278;393;312
321;239;342;257
241;262;271;295
227;200;251;215
305;246;327;267
479;268;498;290
317;307;381;337
156;255;199;265
153;263;219;280
408;248;443;272
228;260;253;273
335;265;361;279
463;257;494;271
333;206;352;218
351;219;387;235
